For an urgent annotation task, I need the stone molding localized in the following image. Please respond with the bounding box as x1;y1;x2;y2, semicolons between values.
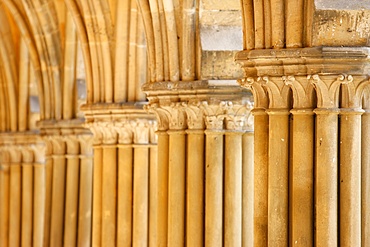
86;117;157;145
82;102;158;145
144;82;254;132
235;47;370;77
239;74;370;110
0;132;44;164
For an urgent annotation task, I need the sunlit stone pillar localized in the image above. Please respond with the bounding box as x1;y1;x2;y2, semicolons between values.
362;87;370;247
183;102;205;247
262;77;291;247
8;148;21;247
0;148;10;247
239;78;269;247
63;134;80;247
224;102;252;247
78;134;94;247
309;75;342;247
145;81;252;247
285;76;315;246
340;75;367;247
203;103;225;247
86;106;157;247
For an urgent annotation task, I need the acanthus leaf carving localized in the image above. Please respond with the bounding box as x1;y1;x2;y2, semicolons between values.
114;120;134;144
224;101;254;131
201;101;226;130
182;101;205;130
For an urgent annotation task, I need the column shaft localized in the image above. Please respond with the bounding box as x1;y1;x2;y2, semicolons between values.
186;131;205;247
149;145;158;246
101;146;117;247
167;131;186;247
0;164;9;247
205;131;224;247
117;146;133;247
225;132;243;246
340;111;362;246
242;132;254;247
9;164;21;247
43;158;53;246
150;131;168;247
362;111;370;247
92;146;102;247
133;146;150;247
315;110;338;246
34;164;46;247
50;156;66;247
290;111;314;246
78;156;93;247
64;156;80;247
22;164;33;247
252;111;268;247
267;111;290;246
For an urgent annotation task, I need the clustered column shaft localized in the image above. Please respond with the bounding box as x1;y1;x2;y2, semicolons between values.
239;72;370;247
146;85;254;247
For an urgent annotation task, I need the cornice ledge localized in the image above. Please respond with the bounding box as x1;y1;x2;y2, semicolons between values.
235;47;370;77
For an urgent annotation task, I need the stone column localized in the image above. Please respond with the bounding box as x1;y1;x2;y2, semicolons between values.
47;135;66;247
78;135;94;247
285;76;315;246
362;87;370;247
0;149;9;247
115;122;134;247
262;77;291;247
63;134;80;247
8;147;21;247
239;78;269;247
85;107;157;247
224;103;251;247
310;75;343;246
183;102;205;247
203;102;225;247
144;81;253;247
339;75;367;247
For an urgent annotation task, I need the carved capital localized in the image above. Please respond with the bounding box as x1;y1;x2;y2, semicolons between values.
131;119;150;144
114;120;133;144
283;75;315;109
146;102;187;131
340;75;370;109
64;135;80;155
224;102;254;131
78;134;94;155
238;77;268;109
260;76;291;109
87;121;118;145
182;101;205;130
201;101;227;130
46;135;66;155
309;74;343;109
